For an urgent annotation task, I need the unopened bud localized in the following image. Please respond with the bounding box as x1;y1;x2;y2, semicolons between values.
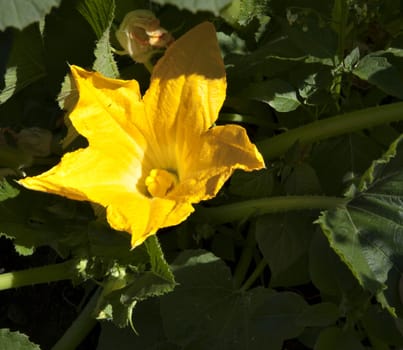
115;10;174;63
17;127;53;157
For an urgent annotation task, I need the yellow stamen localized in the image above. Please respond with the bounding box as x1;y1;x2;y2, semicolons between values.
145;169;178;197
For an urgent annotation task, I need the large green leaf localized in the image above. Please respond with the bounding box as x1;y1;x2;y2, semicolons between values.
0;0;62;30
0;189;91;256
0;329;40;350
311;133;384;196
160;250;309;349
318;135;403;315
151;0;231;15
361;304;403;347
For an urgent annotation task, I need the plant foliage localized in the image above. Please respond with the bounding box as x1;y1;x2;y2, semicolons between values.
1;0;403;349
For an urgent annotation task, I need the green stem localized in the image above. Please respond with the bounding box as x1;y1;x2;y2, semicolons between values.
240;259;267;292
233;225;256;289
257;102;403;160
52;288;100;350
331;0;348;103
0;260;75;291
196;195;347;224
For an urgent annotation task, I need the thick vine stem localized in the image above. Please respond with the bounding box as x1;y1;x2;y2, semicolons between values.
195;196;347;224
258;102;403;160
0;260;75;291
52;287;100;350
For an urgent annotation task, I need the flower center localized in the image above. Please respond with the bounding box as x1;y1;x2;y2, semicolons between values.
145;168;178;197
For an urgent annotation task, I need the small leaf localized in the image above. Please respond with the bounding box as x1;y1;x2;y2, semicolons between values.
228;169;273;198
221;0;270;27
283;163;322;195
144;235;175;287
353;54;403;99
297;302;339;328
0;0;62;30
243;79;301;112
256;213;314;287
77;0;118;78
0;179;19;202
96;236;175;328
0;329;40;350
93;28;119;78
0;24;46;104
151;0;232;15
97;299;179;350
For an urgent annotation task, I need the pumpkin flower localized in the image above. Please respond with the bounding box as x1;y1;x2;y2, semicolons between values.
19;22;265;248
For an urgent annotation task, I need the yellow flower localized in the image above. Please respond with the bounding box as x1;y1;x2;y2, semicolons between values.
19;22;265;248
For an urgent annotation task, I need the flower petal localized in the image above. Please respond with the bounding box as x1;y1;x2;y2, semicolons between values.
170;124;265;203
105;193;194;248
141;22;226;170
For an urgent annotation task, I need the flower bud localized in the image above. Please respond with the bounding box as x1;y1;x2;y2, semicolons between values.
115;10;174;63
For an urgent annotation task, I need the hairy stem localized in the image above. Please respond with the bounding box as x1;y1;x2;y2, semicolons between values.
233;225;256;289
0;260;75;291
240;259;267;292
52;288;100;350
196;195;347;224
258;102;403;160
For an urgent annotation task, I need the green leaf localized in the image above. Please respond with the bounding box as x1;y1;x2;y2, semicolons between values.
317;135;403;315
297;302;339;328
160;250;309;349
77;0;118;78
96;236;175;328
0;329;40;350
0;0;62;30
256;213;314;287
314;327;366;350
311;134;384;195
221;0;270;28
0;189;91;257
361;304;403;347
278;9;337;65
42;1;97;92
309;232;364;299
144;235;175;288
283;163;322;195
151;0;232;15
353;54;403;99
0;179;19;202
243;79;301;112
228;169;274;198
97;299;179;350
93;28;119;78
0;24;46;104
77;0;112;38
